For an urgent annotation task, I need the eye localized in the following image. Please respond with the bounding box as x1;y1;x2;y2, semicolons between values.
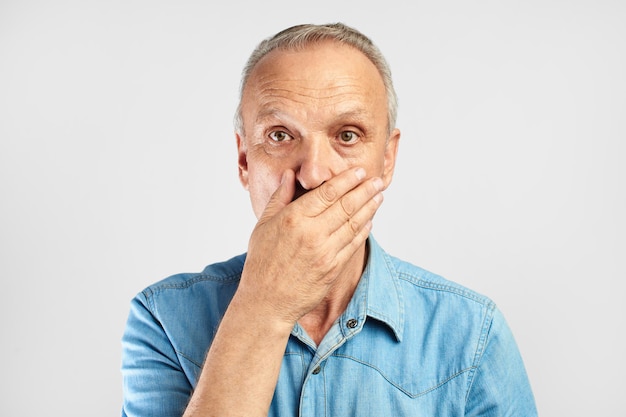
268;130;293;142
339;131;359;143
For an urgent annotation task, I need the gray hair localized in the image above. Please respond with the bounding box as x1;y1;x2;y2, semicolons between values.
234;23;398;135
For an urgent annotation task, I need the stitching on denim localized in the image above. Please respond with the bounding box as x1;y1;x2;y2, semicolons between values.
471;303;495;367
369;249;405;340
322;363;328;417
464;303;496;403
332;353;474;398
138;289;198;381
366;307;394;328
139;274;241;302
364;309;403;344
397;272;492;305
134;292;187;381
148;273;242;295
316;336;349;365
392;258;405;339
281;350;306;380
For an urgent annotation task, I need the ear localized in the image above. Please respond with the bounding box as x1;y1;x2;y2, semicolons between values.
382;128;400;189
236;132;249;190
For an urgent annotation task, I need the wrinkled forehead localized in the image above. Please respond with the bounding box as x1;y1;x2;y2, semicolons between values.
240;41;388;121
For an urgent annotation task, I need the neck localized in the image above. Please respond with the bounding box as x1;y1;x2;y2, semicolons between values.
298;241;368;345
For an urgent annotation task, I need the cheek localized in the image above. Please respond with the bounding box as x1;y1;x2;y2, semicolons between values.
359;146;387;177
246;163;283;217
249;171;281;197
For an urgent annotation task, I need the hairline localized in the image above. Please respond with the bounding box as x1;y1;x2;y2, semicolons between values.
234;23;398;137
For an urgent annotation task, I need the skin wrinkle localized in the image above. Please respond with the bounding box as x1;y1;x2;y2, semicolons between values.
252;98;378;145
251;110;377;163
260;85;364;98
233;34;399;138
339;194;356;217
254;74;363;91
253;95;368;121
239;39;397;223
256;107;371;127
252;74;370;108
249;76;379;140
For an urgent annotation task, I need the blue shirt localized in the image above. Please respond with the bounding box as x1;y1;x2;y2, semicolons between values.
121;237;537;416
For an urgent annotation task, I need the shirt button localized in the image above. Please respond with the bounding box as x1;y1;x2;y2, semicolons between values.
346;318;358;329
312;366;321;375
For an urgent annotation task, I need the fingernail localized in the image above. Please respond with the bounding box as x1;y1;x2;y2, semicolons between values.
373;177;384;191
355;168;366;180
373;192;383;204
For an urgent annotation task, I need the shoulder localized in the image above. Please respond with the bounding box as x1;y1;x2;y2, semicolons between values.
125;254;247;371
387;253;495;309
139;253;246;299
383;252;498;357
132;253;247;323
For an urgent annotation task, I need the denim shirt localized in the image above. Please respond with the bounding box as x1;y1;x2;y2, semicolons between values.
121;237;537;416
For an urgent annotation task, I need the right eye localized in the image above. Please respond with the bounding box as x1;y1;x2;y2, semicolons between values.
268;130;293;142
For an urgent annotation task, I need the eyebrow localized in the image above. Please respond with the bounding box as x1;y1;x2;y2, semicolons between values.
255;107;287;124
331;109;370;124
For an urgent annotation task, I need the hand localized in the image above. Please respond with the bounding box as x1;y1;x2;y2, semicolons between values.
236;167;384;327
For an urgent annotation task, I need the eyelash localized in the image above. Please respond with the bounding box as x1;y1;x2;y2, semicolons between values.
268;130;293;142
266;129;362;144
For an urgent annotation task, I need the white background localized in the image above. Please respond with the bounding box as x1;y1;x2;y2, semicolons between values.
1;1;624;416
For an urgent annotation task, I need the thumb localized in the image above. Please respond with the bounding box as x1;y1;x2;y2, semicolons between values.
258;170;295;223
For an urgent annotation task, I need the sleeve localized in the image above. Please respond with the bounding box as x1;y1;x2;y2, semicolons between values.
464;308;538;417
121;293;193;417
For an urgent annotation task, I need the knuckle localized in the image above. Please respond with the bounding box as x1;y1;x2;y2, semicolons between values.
348;218;360;236
300;233;318;250
317;182;337;204
280;211;299;230
339;196;355;217
280;204;317;230
315;250;336;271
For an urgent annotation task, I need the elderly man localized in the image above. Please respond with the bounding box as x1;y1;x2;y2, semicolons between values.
122;23;537;416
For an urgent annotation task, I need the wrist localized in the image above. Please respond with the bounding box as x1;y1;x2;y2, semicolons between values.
226;288;296;340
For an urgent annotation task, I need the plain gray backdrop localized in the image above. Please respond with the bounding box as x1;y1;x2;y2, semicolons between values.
1;0;624;416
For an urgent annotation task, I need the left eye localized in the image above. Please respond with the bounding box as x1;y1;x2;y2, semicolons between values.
339;131;358;143
268;131;293;142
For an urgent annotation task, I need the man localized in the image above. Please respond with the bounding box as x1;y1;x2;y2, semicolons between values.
122;23;537;416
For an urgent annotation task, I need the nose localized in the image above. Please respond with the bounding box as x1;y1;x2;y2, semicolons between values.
295;137;344;190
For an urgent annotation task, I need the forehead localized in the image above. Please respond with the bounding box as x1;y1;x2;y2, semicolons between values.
241;41;387;124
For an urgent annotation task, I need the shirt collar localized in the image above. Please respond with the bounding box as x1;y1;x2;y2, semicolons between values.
342;235;405;342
